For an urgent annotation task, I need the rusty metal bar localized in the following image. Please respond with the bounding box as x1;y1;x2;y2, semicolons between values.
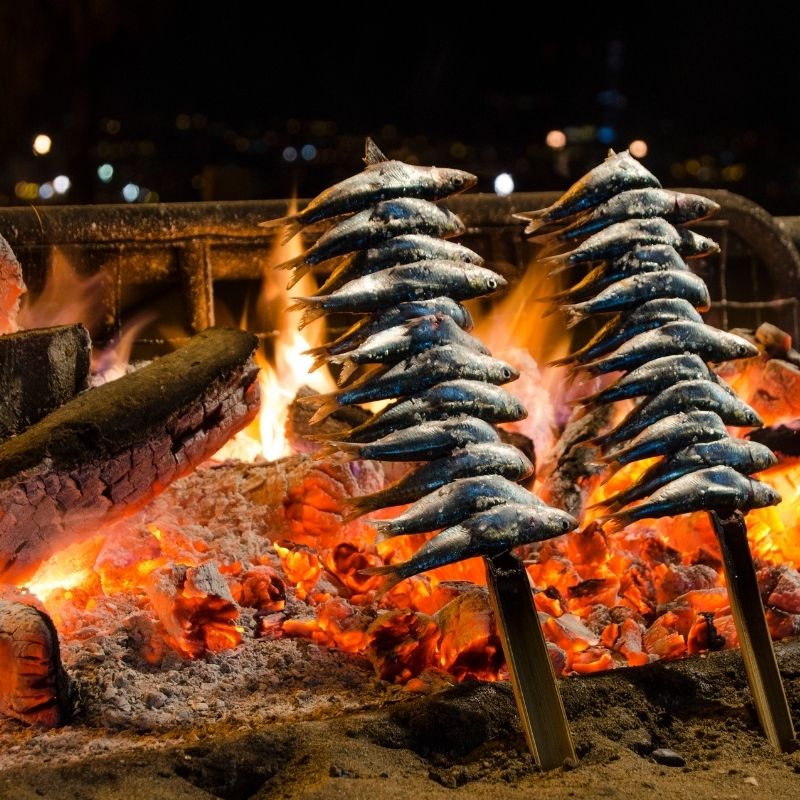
710;510;796;752
484;551;576;769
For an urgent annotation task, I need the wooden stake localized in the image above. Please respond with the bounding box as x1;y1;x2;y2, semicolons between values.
484;551;576;770
710;510;797;752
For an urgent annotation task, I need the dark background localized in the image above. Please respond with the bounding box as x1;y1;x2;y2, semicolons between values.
1;3;799;213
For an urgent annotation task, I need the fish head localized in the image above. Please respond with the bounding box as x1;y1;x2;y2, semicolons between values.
541;507;579;537
747;441;779;472
740;405;763;427
432;166;478;194
476;269;507;295
682;229;721;257
506;394;529;421
490;357;520;384
750;480;782;508
676;192;721;221
727;333;760;360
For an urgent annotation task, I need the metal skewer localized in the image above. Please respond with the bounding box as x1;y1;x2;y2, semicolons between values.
484;551;576;770
710;510;796;752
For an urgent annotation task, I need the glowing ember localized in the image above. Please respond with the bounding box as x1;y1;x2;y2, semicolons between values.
7;242;800;691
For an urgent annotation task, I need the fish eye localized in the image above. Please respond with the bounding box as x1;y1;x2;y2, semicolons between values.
562;518;572;531
502;367;512;379
487;277;497;289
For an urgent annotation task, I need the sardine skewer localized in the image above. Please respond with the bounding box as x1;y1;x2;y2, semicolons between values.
278;138;578;770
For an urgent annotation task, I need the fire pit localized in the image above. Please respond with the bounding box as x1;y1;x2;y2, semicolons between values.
0;192;799;797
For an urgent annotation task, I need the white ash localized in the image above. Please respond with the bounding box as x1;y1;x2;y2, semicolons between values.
0;458;403;769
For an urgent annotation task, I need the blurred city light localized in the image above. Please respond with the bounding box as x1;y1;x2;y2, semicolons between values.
32;134;52;155
494;173;514;196
545;130;566;150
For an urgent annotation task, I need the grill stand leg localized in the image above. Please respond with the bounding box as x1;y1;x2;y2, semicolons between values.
710;510;797;752
484;551;576;770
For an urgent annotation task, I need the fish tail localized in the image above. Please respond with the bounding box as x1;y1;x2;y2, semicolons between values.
341;492;386;522
279;218;304;244
294;391;331;407
285;264;312;290
540;304;561;319
359;564;403;594
273;252;306;273
308;397;344;425
547;353;578;368
288;296;326;329
597;513;629;535
258;213;297;232
308;353;329;373
335;359;358;386
545;258;576;277
562;306;586;329
313;442;358;461
512;209;547;224
525;225;565;244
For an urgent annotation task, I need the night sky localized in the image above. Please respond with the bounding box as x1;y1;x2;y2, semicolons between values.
1;4;799;212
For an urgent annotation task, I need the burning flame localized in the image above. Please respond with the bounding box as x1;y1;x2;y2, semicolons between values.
214;204;335;461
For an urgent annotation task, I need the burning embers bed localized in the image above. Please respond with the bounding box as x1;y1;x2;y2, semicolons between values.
1;318;799;734
1;173;800;745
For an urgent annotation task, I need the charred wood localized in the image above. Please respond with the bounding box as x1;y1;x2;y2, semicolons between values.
0;598;70;727
0;324;91;442
0;327;259;584
749;421;800;457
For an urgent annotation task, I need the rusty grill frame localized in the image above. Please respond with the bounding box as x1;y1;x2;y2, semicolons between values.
1;190;799;352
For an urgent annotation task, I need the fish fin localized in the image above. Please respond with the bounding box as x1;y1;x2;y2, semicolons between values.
335;359;358;386
563;306;586;328
606;148;617;159
308;398;343;425
597;514;628;535
364;137;389;165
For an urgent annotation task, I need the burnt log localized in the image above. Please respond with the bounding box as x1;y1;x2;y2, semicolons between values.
0;234;25;335
0;327;259;584
748;421;800;457
0;324;91;442
0;598;70;727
